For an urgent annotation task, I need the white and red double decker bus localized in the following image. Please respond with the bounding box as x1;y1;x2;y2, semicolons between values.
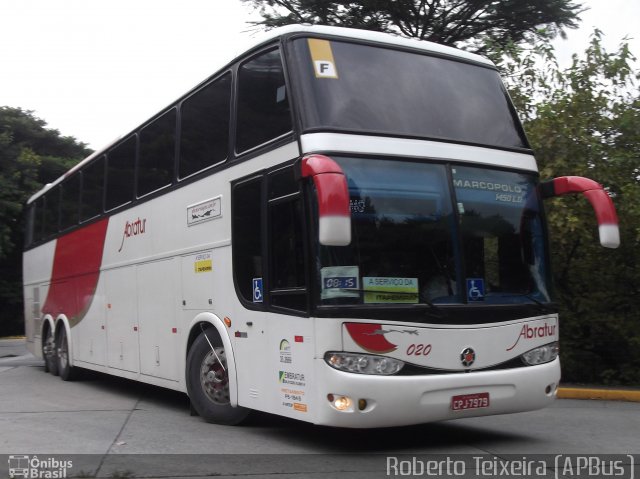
23;25;619;428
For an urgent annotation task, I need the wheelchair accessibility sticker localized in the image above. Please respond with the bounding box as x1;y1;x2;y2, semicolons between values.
466;278;485;302
253;278;264;303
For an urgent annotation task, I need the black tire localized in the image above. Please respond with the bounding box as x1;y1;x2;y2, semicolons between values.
43;326;59;376
56;327;77;381
186;329;249;425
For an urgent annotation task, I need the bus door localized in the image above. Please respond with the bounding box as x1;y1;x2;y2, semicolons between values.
231;175;270;405
231;164;311;412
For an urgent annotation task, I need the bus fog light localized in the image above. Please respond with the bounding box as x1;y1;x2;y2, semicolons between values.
521;342;559;366
325;352;404;375
328;394;353;411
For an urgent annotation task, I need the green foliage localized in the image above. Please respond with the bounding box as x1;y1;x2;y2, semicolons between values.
242;0;584;53
0;107;90;335
497;33;640;385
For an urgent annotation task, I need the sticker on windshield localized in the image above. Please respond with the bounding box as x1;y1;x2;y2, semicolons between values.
308;39;339;79
253;278;264;303
321;266;359;299
466;278;485;301
363;277;419;304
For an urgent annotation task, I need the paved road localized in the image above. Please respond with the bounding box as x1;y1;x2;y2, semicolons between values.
1;339;638;478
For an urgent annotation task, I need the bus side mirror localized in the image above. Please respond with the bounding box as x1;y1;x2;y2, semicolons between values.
541;176;620;248
300;154;352;246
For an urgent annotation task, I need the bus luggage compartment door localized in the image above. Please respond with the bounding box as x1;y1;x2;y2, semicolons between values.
137;258;180;382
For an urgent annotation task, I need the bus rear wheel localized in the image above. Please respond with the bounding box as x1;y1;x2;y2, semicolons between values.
43;326;58;376
186;330;249;425
56;327;77;381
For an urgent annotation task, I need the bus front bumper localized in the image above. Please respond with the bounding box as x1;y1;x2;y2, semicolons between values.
313;358;561;428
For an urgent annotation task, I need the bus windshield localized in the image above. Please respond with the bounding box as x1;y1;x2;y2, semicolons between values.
288;38;527;150
316;157;550;309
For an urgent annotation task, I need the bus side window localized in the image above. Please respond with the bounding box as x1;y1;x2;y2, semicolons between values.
25;203;35;247
232;177;264;304
60;173;81;231
179;73;231;179
80;155;105;222
236;48;292;154
32;197;44;243
138;109;177;197
106;136;136;211
43;186;60;238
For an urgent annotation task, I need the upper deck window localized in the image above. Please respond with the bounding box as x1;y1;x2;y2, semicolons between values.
236;48;292;153
81;155;105;222
288;38;527;150
106;135;136;211
43;186;60;238
179;73;231;178
138;109;177;196
60;173;80;231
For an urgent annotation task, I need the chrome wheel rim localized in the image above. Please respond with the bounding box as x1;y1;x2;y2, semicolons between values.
199;347;230;405
44;332;55;362
58;334;68;370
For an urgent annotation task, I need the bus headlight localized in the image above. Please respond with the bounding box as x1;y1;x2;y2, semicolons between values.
521;342;559;366
325;352;404;375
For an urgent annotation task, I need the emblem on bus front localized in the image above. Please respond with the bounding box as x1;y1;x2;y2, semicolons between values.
460;347;476;367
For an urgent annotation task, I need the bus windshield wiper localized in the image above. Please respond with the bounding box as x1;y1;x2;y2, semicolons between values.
522;294;555;314
496;293;554;313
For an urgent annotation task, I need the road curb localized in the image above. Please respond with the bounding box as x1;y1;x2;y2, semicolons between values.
558;387;640;402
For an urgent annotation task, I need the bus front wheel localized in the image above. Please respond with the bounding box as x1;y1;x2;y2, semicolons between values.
186;330;249;425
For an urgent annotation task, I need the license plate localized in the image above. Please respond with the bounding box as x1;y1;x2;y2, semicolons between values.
451;392;490;411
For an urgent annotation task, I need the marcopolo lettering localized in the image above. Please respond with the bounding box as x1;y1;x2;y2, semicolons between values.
118;217;147;252
453;179;525;193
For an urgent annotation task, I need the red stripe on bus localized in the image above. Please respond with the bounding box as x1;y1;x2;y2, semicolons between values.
42;218;109;326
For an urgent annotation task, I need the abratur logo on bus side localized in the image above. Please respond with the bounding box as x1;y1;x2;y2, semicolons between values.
117;217;147;252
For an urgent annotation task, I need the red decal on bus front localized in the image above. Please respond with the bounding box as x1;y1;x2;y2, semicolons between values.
345;323;397;354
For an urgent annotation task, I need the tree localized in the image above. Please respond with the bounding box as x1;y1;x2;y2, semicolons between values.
242;0;584;53
0;107;90;336
496;33;640;385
